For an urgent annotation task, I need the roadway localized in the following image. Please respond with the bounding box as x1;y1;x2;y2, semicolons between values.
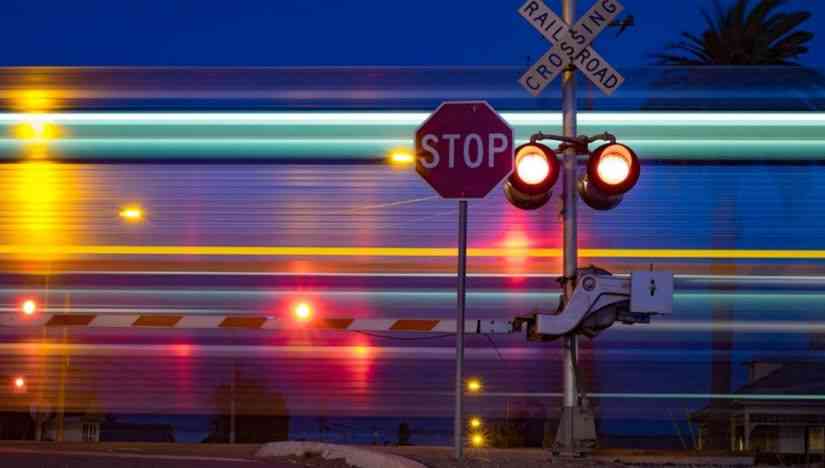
0;443;284;467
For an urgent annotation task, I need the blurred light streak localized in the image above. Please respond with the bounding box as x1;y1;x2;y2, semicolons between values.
7;90;63;159
12;119;59;142
467;378;482;393
643;320;825;333
352;345;371;359
4;162;84;263
118;205;144;222
347;196;438;214
10;90;61;113
10;117;61;159
293;302;313;322
0;343;523;359
171;344;192;357
0;138;820;160
349;338;373;391
13;376;25;390
501;229;530;276
0;245;821;260
579;249;825;259
0;112;822;160
59;272;820;283
0;111;823;125
7;138;409;145
474;392;825;401
20;299;37;316
388;148;415;166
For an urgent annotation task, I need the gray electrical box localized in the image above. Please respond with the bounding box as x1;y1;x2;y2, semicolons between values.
630;271;673;315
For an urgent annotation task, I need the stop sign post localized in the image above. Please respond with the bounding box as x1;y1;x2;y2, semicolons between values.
414;101;514;460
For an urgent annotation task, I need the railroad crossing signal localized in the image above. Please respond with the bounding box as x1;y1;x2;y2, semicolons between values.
518;0;626;96
505;138;641;211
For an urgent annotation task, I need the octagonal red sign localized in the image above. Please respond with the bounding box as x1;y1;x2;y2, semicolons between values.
415;101;514;199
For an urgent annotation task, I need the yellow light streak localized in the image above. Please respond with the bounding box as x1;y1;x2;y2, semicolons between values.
119;205;144;222
12;120;59;142
580;249;825;259
388;148;415;165
8;89;64;158
0;245;821;260
3;162;83;262
11;89;60;113
10;118;62;159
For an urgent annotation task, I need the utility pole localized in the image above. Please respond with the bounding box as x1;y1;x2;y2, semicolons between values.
230;360;237;444
512;0;646;454
57;326;67;442
561;0;579;427
555;0;596;456
454;200;468;460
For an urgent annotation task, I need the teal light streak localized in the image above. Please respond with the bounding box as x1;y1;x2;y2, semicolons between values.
4;111;825;161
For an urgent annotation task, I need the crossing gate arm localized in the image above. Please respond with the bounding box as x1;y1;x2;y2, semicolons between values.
0;314;519;334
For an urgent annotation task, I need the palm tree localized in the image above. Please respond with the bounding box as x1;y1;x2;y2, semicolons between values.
655;0;813;65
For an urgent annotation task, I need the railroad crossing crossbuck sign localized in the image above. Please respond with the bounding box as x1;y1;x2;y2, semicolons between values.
519;0;625;96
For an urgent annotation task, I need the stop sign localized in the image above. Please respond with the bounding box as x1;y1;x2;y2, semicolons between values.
415;101;514;199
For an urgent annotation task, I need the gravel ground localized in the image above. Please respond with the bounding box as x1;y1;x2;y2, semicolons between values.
376;446;754;468
0;440;262;457
377;446;626;468
266;452;355;467
0;442;757;468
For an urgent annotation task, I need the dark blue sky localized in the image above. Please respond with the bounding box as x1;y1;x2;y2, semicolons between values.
2;0;824;67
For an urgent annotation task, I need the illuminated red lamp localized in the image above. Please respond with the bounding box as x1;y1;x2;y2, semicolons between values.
504;143;560;210
579;143;640;210
20;298;38;317
13;376;26;391
293;302;313;323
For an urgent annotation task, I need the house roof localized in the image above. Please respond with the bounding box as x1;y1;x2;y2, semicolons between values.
737;361;825;396
691;362;825;421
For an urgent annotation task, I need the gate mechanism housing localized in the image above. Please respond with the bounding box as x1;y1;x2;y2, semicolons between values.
526;267;673;340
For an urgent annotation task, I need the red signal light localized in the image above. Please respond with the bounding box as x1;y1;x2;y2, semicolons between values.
587;143;640;196
20;299;37;316
13;376;25;391
505;143;559;210
579;143;640;211
512;144;559;194
516;152;551;185
293;302;313;322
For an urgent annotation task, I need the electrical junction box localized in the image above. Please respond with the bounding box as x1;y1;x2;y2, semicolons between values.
630;271;673;315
